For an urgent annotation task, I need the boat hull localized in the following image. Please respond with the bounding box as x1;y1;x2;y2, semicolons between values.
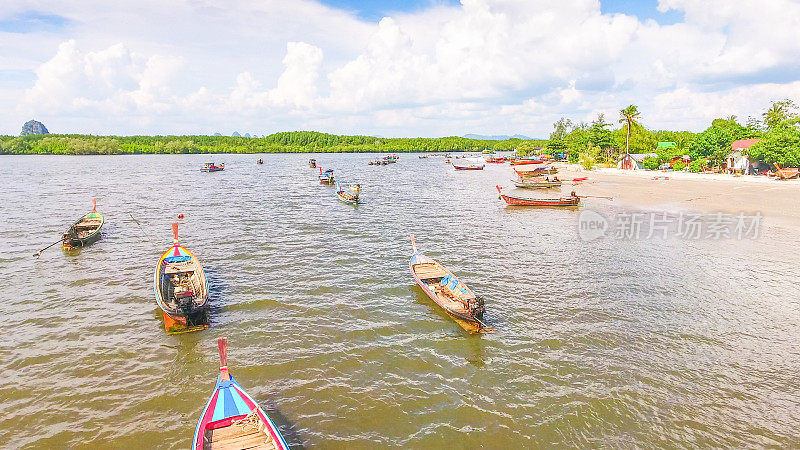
193;374;289;450
62;212;104;249
512;179;562;188
337;192;358;205
453;165;484;170
200;168;224;172
154;244;210;334
500;194;579;206
408;254;488;333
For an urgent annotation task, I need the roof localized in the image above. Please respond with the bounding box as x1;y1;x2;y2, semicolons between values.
619;152;658;162
657;142;677;148
731;139;761;150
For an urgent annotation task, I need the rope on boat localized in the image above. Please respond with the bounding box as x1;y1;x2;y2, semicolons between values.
232;409;273;446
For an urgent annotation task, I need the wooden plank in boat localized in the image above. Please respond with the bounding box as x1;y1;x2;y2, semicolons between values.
205;425;275;450
413;263;448;280
165;261;198;274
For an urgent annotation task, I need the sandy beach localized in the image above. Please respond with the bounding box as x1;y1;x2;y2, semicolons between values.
549;163;800;229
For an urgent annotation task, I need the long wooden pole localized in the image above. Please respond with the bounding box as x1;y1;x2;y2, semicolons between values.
33;239;63;257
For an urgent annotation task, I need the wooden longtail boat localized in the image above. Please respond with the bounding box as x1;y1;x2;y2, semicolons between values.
336;183;361;205
509;158;542;166
257;157;263;165
774;163;799;180
409;235;491;333
62;199;104;250
512;178;562;188
154;223;209;334
318;167;335;184
514;166;557;177
194;338;289;450
496;185;579;206
453;161;485;170
309;159;316;168
201;162;225;172
485;154;505;163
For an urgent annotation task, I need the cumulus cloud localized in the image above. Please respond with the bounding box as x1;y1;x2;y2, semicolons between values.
5;0;800;136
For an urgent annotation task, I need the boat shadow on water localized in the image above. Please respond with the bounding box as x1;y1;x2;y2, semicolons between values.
259;403;307;449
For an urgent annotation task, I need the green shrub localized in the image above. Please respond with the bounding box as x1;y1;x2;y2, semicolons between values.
642;157;660;170
578;152;595;170
688;159;705;173
672;161;686;171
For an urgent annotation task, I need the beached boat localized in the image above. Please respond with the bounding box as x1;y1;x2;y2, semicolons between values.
62;199;104;250
512;178;562;188
514;166;557;178
409;235;490;333
453;161;485;170
774;163;799;180
319;167;335;184
485;154;505;163
193;338;289;450
201;162;225;172
309;159;316;168
336;183;361;205
154;223;209;334
496;186;579;206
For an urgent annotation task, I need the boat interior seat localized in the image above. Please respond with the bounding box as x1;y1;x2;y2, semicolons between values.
414;263;448;280
165;261;198;274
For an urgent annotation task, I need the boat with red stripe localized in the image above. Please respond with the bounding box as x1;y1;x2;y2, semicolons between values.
194;338;289;450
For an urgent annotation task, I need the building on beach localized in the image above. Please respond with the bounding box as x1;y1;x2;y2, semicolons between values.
727;139;762;174
618;152;658;170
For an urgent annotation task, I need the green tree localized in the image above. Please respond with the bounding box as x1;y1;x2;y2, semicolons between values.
763;99;798;130
642;157;660;170
618;105;641;154
745;124;800;167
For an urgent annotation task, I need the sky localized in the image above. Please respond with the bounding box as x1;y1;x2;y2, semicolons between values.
1;0;799;137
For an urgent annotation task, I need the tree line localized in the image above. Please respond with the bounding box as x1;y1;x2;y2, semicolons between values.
0;131;546;155
539;99;800;170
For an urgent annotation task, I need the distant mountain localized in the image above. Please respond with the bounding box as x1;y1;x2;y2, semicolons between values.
21;120;49;136
463;133;534;141
244;133;251;138
231;131;241;137
213;132;221;136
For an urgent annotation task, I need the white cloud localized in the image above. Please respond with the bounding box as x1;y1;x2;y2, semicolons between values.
4;0;800;136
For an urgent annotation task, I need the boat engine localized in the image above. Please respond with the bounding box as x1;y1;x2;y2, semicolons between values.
468;297;485;317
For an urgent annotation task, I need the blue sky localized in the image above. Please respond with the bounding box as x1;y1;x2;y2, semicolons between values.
319;0;684;25
0;0;798;136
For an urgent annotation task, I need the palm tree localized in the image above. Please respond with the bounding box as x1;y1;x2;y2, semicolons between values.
619;105;641;154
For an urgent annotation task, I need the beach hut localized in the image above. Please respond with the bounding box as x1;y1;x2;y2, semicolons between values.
618;152;657;170
727;139;761;174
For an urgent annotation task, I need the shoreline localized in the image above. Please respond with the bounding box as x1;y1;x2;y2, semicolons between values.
551;163;800;229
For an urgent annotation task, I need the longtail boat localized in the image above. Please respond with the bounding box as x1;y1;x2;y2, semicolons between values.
409;235;491;333
318;167;335;184
485;154;505;163
194;338;289;450
257;157;263;165
512;178;562;188
62;199;104;250
509;158;542;166
336;182;361;206
514;166;557;178
154;223;209;334
496;185;579;206
453;161;485;170
309;158;316;168
774;163;799;180
201;162;225;172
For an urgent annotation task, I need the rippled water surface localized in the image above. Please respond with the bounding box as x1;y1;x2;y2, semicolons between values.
1;154;799;448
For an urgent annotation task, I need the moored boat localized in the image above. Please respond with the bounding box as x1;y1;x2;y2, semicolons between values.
512;177;562;188
319;167;335;184
154;223;209;334
409;235;491;333
62;199;104;250
201;162;225;172
257;157;263;165
496;185;579;206
193;338;289;450
774;163;799;180
509;158;542;166
336;182;361;205
453;161;485;170
309;158;317;168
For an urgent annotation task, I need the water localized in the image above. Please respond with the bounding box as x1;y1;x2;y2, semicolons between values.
1;154;798;448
